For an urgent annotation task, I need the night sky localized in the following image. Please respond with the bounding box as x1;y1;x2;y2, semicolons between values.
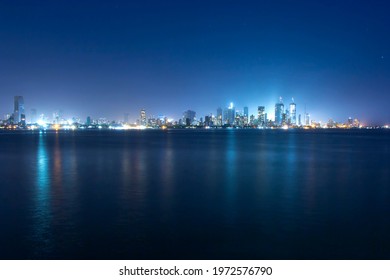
0;0;389;124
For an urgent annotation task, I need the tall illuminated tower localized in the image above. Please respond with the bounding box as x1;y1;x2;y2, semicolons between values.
289;98;296;125
227;102;235;125
140;109;146;126
258;106;265;126
14;96;25;125
243;106;249;125
305;113;310;125
243;106;249;117
217;107;222;126
274;97;284;125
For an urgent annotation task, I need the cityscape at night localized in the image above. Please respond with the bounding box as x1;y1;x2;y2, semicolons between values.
1;95;388;130
1;2;389;125
0;1;389;273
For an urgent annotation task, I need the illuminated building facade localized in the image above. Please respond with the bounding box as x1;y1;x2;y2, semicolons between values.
227;103;235;125
305;113;310;125
275;97;284;125
140;109;146;126
183;110;196;126
217;107;222;126
243;106;249;125
14;96;25;126
258;106;265;126
289;99;296;125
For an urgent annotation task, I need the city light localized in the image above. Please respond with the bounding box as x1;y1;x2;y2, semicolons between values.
1;95;387;130
37;119;47;128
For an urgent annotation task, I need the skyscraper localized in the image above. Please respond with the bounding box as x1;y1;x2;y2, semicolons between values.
289;98;296;125
243;106;249;117
305;113;310;125
86;116;91;126
243;106;249;125
257;106;265;126
285;109;290;124
204;115;211;126
226;102;235;125
140;109;146;126
13;96;25;125
183;110;196;126
347;117;353;127
217;107;222;126
282;112;287;125
275;97;284;125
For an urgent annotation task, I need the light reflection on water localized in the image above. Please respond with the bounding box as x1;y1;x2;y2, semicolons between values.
0;129;389;259
32;132;52;256
225;130;237;207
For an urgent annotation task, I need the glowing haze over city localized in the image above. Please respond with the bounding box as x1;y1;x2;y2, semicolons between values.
0;1;389;125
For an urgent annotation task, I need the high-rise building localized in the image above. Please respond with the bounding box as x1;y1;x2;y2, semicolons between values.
226;102;235;125
234;110;243;126
14;96;25;125
243;106;249;125
249;114;255;125
257;106;265;126
353;118;360;128
282;113;287;125
289;99;297;125
275;97;284;125
305;113;310;125
140;109;146;126
298;114;302;126
217;107;223;126
285;109;290;124
183;110;196;126
243;106;249;117
204;115;212;126
347;117;353;127
223;108;228;124
86;116;91;126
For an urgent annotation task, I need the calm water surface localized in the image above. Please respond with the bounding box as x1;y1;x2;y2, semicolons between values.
0;129;389;259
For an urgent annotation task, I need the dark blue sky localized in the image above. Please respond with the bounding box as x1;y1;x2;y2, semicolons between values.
0;0;389;124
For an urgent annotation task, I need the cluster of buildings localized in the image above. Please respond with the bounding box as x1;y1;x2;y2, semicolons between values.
0;95;382;130
186;98;301;128
177;98;363;129
2;96;27;127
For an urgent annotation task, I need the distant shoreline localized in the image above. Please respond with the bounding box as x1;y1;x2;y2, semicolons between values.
0;126;388;132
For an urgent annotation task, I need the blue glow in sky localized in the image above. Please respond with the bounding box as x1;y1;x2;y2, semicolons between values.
0;0;389;124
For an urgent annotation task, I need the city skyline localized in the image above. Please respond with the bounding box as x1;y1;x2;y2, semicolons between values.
1;0;390;267
0;94;378;127
1;94;385;129
0;1;389;125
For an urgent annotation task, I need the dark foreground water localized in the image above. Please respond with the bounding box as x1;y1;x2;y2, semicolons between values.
0;129;389;259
